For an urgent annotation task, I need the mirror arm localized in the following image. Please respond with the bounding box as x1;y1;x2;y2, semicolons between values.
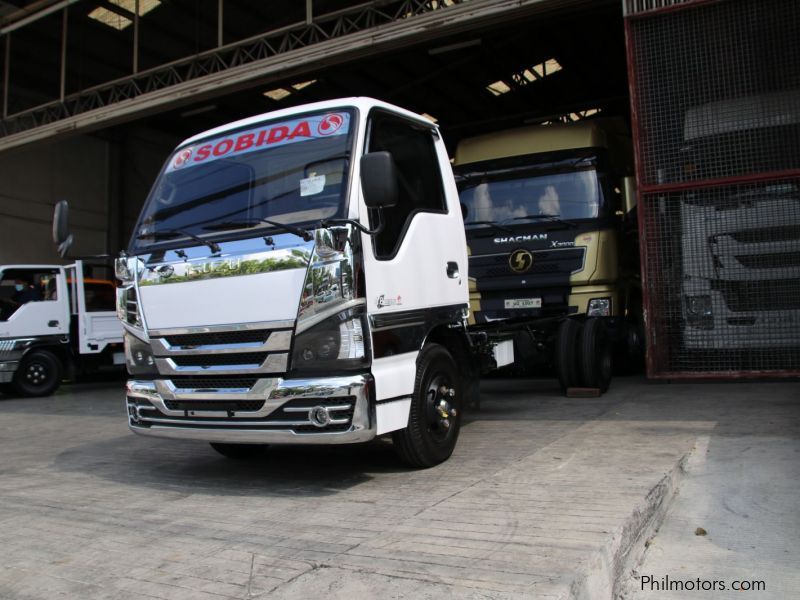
320;208;385;236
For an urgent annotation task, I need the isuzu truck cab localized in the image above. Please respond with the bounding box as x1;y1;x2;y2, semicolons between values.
55;98;476;467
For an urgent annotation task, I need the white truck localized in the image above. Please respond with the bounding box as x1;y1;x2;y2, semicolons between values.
0;261;124;396
51;98;576;467
679;91;800;354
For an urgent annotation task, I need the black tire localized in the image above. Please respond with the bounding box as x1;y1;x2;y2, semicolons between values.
393;344;462;468
578;318;613;393
209;443;269;459
555;318;583;394
14;350;62;397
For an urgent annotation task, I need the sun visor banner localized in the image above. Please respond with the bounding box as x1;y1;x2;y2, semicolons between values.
166;112;350;173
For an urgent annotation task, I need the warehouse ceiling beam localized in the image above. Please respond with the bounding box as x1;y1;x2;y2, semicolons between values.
0;0;581;153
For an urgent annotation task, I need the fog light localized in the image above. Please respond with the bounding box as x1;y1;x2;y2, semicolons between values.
309;406;331;428
587;298;611;317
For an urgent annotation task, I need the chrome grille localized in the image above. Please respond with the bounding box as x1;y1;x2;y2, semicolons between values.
150;323;293;377
164;329;269;347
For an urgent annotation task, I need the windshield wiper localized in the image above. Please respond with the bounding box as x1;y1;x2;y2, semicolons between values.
136;228;221;253
505;214;578;228
464;220;513;233
204;219;314;242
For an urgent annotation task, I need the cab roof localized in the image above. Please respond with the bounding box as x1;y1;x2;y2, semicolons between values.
179;97;436;148
454;119;628;166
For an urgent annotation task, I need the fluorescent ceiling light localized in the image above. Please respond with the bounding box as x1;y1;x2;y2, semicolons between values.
264;80;317;101
110;0;161;17
264;88;291;101
291;80;317;91
540;107;602;125
512;58;563;86
486;80;511;96
88;0;161;30
88;7;131;30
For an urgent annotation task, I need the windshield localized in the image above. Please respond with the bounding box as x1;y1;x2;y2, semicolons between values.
459;169;604;225
131;109;355;251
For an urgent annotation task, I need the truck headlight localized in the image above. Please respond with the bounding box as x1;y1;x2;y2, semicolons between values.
685;295;713;330
685;295;712;317
124;331;157;376
587;298;611;317
291;307;369;374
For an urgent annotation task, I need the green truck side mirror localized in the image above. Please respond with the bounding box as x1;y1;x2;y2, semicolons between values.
622;176;637;213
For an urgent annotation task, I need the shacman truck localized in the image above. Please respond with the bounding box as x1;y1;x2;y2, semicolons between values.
0;260;123;396
453;119;642;391
52;98;616;467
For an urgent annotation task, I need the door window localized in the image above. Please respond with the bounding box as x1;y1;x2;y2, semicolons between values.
0;268;58;321
367;112;447;259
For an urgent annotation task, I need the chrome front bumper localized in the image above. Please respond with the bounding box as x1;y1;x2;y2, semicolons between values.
126;374;376;445
0;361;17;384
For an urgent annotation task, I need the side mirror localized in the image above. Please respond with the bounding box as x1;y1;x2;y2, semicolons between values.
622;176;637;213
360;151;399;209
52;200;73;258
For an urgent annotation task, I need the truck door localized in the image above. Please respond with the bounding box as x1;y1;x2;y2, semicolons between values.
69;261;123;356
0;267;69;339
361;110;469;420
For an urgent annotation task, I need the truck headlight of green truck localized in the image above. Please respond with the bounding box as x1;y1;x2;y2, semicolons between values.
587;297;612;317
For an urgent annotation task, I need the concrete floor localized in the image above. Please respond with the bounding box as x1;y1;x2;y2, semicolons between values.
0;376;797;599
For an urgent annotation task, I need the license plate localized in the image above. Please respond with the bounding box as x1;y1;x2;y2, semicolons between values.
112;352;125;365
504;298;541;309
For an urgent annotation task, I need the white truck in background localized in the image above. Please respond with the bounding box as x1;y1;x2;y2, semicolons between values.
679;91;800;354
0;260;124;396
52;97;596;467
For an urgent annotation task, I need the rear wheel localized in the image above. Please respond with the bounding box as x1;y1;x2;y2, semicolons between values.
209;443;269;459
555;319;582;394
14;350;62;397
393;344;462;468
578;318;613;393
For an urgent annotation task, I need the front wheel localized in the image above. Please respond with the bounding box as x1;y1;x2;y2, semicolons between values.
555;318;583;394
393;344;462;468
578;318;613;393
14;350;63;397
209;443;269;459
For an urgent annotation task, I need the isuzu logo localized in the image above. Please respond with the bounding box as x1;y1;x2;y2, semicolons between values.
509;249;533;273
494;234;548;244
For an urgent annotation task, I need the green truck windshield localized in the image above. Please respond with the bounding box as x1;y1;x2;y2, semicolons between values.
459;168;603;225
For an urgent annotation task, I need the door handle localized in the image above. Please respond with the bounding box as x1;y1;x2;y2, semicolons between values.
48;320;59;327
446;262;460;279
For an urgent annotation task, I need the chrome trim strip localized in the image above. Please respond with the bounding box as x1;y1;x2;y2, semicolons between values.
157;378;278;401
154;353;289;375
282;404;352;413
136;416;314;427
148;320;296;337
152;330;293;356
130;423;376;445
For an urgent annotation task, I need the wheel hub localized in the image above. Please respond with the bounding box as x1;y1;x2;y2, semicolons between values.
26;364;46;385
429;384;457;434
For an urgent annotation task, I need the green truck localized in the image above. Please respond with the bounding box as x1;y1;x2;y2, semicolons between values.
454;119;642;391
